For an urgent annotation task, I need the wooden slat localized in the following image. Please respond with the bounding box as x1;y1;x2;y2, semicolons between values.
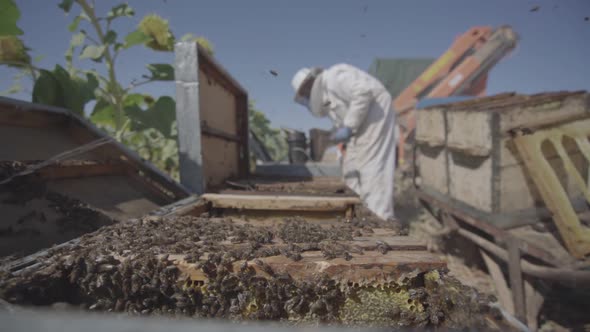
198;45;247;96
66;115;190;200
492;196;589;229
149;196;207;217
245;251;446;283
171;250;446;283
236;94;249;179
202;193;360;211
201;123;241;142
417;188;564;266
513;123;590;258
507;237;526;322
350;236;426;251
0;106;66;128
204;237;426;254
35;162;127;180
126;171;177;204
481;251;514;315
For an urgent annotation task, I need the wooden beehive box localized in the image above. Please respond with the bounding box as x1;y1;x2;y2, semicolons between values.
175;43;249;194
415;91;590;216
0;97;191;256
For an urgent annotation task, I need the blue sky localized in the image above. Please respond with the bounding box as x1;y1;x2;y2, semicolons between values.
2;0;590;132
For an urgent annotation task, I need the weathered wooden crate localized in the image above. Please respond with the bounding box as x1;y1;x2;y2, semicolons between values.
415;91;590;216
0;97;191;256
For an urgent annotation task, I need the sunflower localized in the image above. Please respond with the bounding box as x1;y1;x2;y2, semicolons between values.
138;14;174;51
0;36;30;64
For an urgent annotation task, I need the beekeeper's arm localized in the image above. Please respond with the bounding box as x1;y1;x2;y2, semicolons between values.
331;70;373;134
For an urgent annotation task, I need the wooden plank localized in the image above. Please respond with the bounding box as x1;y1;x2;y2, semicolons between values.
199;44;249;181
417;145;448;195
349;236;427;251
513;125;590;258
198;46;247;96
35;162;127;180
417;188;563;266
2;238;81;274
66;118;189;200
507;237;526;323
247;251;445;283
481;251;514;315
219;176;353;196
500;134;585;168
201;59;249;179
236;94;249;178
201;136;239;188
201;122;241;142
181;237;426;258
0;105;66;128
579;210;590;224
0;126;85;161
199;68;237;136
508;226;574;264
254;163;342;178
171;250;446;283
499;93;589;132
65;119;118;160
499;152;587;213
199;63;242;189
202;193;360;211
447;110;493;156
524;279;544;331
493;196;589;229
126;170;177;204
415;107;446;147
0;97;190;201
218;209;353;221
149;195;207;218
448;150;493;212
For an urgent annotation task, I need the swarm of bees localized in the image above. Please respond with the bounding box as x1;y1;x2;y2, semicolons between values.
278;217;353;243
0;215;501;329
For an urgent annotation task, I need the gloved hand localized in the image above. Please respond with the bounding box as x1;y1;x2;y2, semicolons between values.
330;127;353;143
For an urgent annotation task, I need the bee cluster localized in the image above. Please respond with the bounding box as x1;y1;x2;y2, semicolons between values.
0;215;502;329
278;217;353;243
0;177;114;252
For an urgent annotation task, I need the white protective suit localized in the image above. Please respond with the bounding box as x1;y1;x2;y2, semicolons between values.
308;64;397;220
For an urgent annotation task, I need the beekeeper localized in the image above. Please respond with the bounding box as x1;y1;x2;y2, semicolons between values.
291;64;397;220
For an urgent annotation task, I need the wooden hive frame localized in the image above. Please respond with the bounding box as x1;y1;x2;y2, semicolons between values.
513;118;590;258
146;197;446;285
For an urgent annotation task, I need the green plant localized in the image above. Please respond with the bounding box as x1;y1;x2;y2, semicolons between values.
0;0;215;180
1;0;285;179
0;0;38;95
249;101;287;162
